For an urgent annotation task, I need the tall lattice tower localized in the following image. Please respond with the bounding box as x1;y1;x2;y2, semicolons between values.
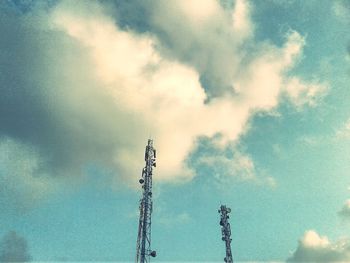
135;139;157;263
219;205;233;263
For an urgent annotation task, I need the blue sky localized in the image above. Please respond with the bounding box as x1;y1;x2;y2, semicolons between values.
0;0;350;262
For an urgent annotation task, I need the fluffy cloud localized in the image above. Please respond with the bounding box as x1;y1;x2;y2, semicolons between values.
146;0;254;98
109;0;327;105
0;231;31;262
0;0;327;199
287;230;350;262
338;200;350;220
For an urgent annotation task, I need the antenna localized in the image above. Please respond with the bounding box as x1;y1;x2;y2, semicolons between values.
218;205;233;263
135;139;157;263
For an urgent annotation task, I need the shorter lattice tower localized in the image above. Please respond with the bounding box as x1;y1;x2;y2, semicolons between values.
218;205;233;263
135;139;157;263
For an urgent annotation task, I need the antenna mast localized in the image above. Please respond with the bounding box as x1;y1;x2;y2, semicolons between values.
136;139;157;263
219;205;233;263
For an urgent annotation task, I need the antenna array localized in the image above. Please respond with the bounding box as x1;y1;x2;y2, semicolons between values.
219;205;233;263
135;139;157;263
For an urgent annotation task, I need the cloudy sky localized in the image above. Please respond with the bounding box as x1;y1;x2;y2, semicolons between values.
0;0;349;261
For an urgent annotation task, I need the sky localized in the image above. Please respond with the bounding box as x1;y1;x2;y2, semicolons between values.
0;0;349;262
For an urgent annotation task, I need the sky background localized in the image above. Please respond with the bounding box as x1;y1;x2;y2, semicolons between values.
0;0;350;262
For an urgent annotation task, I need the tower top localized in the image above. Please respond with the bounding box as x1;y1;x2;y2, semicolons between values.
135;140;157;263
219;204;233;263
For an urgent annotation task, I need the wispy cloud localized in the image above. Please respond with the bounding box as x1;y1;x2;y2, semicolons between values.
189;137;276;188
284;77;328;109
293;117;350;148
336;119;350;140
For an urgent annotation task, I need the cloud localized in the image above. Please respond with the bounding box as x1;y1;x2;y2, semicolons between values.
194;148;256;181
0;2;149;187
338;200;350;220
0;137;53;212
336;119;350;139
188;136;276;187
333;0;350;23
284;77;328;109
107;0;326;103
287;230;350;262
0;0;327;198
0;231;31;262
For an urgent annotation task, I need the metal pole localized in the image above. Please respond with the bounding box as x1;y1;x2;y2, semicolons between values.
219;205;233;263
136;140;157;263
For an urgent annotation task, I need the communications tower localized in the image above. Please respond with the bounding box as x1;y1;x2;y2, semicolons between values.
218;205;233;263
135;139;157;263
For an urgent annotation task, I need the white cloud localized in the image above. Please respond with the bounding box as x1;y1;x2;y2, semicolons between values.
288;230;350;262
280;31;328;109
231;0;253;41
0;0;328;191
177;0;222;24
302;231;330;248
284;77;328;109
196;151;256;181
56;1;325;181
